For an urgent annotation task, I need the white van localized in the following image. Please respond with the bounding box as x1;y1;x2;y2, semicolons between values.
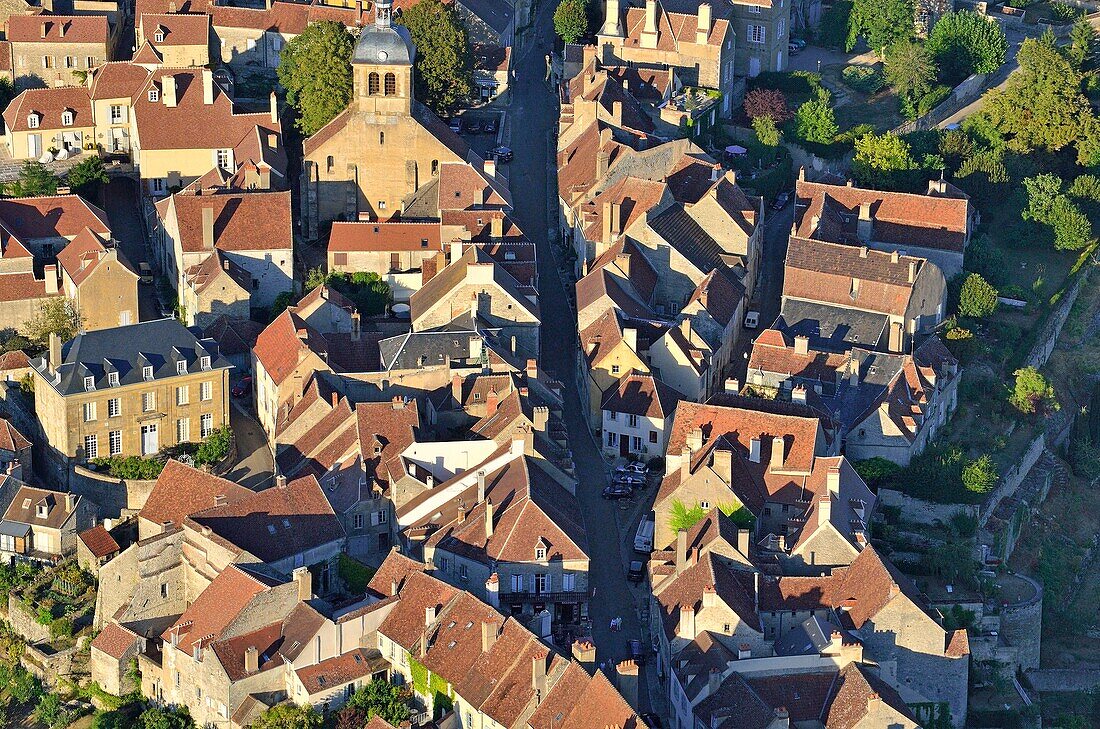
634;515;655;554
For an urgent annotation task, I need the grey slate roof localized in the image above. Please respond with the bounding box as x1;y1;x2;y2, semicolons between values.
647;204;738;274
776;299;889;354
31;318;232;397
459;0;514;35
774;615;848;656
379;329;484;371
352;23;415;66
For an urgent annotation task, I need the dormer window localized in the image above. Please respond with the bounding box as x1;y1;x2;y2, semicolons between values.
535;543;547;561
108;371;119;387
36;501;48;518
142;365;153;380
148;88;159;103
27;113;39;129
176;360;187;375
200;356;210;370
154;29;165;43
83;375;95;391
61;109;73;126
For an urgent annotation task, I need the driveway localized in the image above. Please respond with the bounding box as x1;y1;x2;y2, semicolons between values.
223;399;275;491
504;0;652;713
102;177;160;322
786;45;880;74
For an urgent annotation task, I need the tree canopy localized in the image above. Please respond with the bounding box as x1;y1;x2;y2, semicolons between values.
8;161;59;196
927;11;1007;85
1023;173;1094;250
847;0;914;53
345;680;412;723
553;0;588;44
958;273;998;319
852;131;916;189
67;156;109;197
1010;367;1059;415
251;704;323;729
795;88;838;145
398;0;474;115
753;115;782;147
278;21;354;136
19;298;83;348
884;40;937;103
743;88;792;122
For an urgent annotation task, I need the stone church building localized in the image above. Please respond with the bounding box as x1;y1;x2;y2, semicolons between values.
300;0;476;238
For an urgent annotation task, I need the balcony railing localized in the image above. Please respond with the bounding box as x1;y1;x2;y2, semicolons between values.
500;590;588;604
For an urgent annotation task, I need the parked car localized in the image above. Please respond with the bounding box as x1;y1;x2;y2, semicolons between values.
616;461;647;474
231;376;253;398
602;484;633;500
613;474;645;487
790;37;807;49
138;262;153;284
627;560;646;582
772;191;790;210
628;639;647;665
466;120;482;134
640;713;664;729
491;146;513;163
744;310;760;329
448;117;463;133
634;516;655;553
788;43;802;55
483;118;497;134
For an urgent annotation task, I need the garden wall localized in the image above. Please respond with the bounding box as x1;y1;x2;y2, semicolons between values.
69;465;157;520
6;595;52;644
894;73;989;134
979;433;1046;529
1025;269;1089;370
877;489;979;526
22;640;84;688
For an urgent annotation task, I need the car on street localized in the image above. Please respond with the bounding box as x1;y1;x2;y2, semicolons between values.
613;474;645;487
616;461;647;474
448;117;462;133
467;120;482;134
744;310;760;329
627;560;646;582
602;484;633;500
640;713;664;729
483;118;497;134
491;146;513;163
628;638;647;664
231;376;253;398
772;191;790;210
789;37;806;50
138;262;153;284
788;43;802;55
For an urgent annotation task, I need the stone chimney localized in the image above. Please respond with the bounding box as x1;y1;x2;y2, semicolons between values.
48;332;61;372
293;566;312;601
737;527;749;556
65;492;77;512
622;326;637;352
526;358;538;381
748;437;760;463
770;436;785;472
680;445;691;481
702;584;718;609
477;469;486;502
826;465;840;497
602;201;621;245
44;264;58;294
490;214;503;239
452;373;463;404
687;427;704;452
615;660;640;711
533;405;549;431
482;621;498;652
677;605;695;639
596;147;611;179
712;447;731;479
485;498;494;540
675;529;687;574
486;388;499;416
351;311;361;341
244;645;258;673
817;493;831;526
641;0;658;47
532;654;548;704
908;260;917;283
572;637;596;671
163;75;177;107
793;335;809;355
791;384;807;405
696;3;711;43
485;572;499;607
40;21;47;38
270;91;278;123
276;474;287;489
484;158;496;178
201;206;215;249
600;0;623;36
707;667;721;696
611;100;623;126
857;201;873;241
202;68;214;105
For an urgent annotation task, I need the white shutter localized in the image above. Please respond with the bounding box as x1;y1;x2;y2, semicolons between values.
370;511;379;526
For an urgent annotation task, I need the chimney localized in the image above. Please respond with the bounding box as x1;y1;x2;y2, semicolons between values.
330;391;339;407
484;158;496;178
622;327;637;352
477;470;486;502
391;579;399;596
293;566;312;601
643;0;658;39
711;163;721;182
201;206;214;249
526;358;538;381
596;147;611;179
859;246;868;258
748;437;761;463
451;373;463;404
485;573;499;607
425;605;436;626
675;529;687;574
490;214;503;239
602;201;622;245
40;22;47;38
676;605;695;639
702;584;718;609
276;475;287;489
908;260;917;283
809;215;820;232
600;0;623;35
351;311;361;341
202;68;214;105
687;427;703;452
482;621;498;652
770;436;785;472
533;405;549;431
222;257;230;271
486;388;499;416
707;667;721;696
680;445;691;481
572;637;597;670
798;166;806;181
244;645;258;673
724;169;737;187
611;100;623;126
793;335;808;355
826;465;840;497
737;527;749;556
49;332;62;371
532;654;548;704
857;201;873;242
44;264;58;294
712;447;731;479
890;249;899;264
696;3;711;43
163;75;177;107
270;91;278;123
791;384;807;405
65;492;76;512
680;317;692;342
485;498;494;540
817;493;831;526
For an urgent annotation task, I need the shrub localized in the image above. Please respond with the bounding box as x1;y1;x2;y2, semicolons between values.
37;606;54;625
1009;366;1058;415
194;425;232;466
50;616;74;640
752;114;781;147
949;511;979;537
338;554;375;594
90;456;165;480
958;273;998;318
1070;173;1100;200
795;88;838;145
962;455;999;494
1051;1;1084;22
841;64;885;93
853;457;902;487
743;87;792;122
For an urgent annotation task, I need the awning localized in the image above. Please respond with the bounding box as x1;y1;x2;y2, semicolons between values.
0;520;30;538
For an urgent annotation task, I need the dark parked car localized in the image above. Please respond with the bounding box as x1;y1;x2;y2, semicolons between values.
640;713;664;729
628;638;647;664
602;484;633;500
466;120;482;134
448;117;462;133
231;376;253;398
483;118;497;134
627;560;645;582
491;146;513;163
772;191;790;210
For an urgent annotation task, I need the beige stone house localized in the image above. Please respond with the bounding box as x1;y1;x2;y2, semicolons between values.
29;319;232;485
0;482;94;562
600;370;682;459
136;13;211;67
6;15;112;88
0;415;32;480
725;0;790;77
3;85;95;160
579;309;658;429
56;227;140;330
180;250;252;327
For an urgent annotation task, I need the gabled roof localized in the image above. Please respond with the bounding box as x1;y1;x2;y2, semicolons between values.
589;237;659;303
684;267;745;328
0;414;31;453
132;40;164;65
88;61;153;100
5;485;76;530
601;370;683;418
357;399;420;486
8;15;109;44
3;86;94;132
91;622;141;660
77;525;120;558
201;315;264;357
57;228;136;287
620;4;728;49
747;328;850;383
142;12;211;46
212;602;326;681
160;564;274;656
0;194;110;240
410;244;539;322
654;551;761;638
0;350;30;372
183;249;252;294
159;189;292;253
328;221;443;253
139;459;253;531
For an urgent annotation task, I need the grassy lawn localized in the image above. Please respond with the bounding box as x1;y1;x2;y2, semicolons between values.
822;62;905;133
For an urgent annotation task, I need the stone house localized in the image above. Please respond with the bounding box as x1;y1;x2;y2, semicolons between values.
136;13;211;67
180;250;253;327
600;370;682;459
578;308;663;429
153;188;294;312
87;61;148;157
472;43;511;102
29;320;232;485
724;0;790;77
0;482;94;562
793;174;977;278
56;227;140;330
136;458;252;541
0;415;32;479
6;15;112;88
327;220;446;302
76;524;121;570
89;622;143;695
3;85;95;160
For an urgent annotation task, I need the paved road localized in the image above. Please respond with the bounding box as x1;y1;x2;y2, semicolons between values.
224;399;275;490
102;177;160;322
503;0;653;713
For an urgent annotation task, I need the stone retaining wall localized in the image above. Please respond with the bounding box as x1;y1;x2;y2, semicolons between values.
69;465;157;520
877;489;979;526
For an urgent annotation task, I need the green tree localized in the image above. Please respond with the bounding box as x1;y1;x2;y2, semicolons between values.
277;21;354;136
926;11;1008;84
961;454;998;494
67;156;110;197
958;273;998;318
398;0;474;115
753;114;781;147
853;457;902;487
846;0;915;52
795;88;838;145
1068;18;1095;70
33;693;69;729
985;32;1091;153
252;704;324;729
269;290;295;320
884;39;936;104
852;131;916;189
1023;173;1063;224
346;680;412;723
0;76;15;112
139;706;194;729
8;160;59;196
669;500;706;532
553;0;588;44
19;297;83;348
304;265;327;292
1023;174;1093;250
195;425;232;465
1010;366;1059;415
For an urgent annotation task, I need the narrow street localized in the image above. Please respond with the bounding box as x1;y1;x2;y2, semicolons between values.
504;0;653;712
102;177;160;322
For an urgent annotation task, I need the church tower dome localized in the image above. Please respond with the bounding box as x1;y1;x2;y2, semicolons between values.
353;0;415;67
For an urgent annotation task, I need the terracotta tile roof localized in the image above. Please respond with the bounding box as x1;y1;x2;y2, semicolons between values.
253;309;313;385
568;68;654;134
132;40;164;65
685;267;745;328
821;662;921;729
77;525;119;558
160;564;272;656
745;672;835;722
186;475;345;562
0;42;11;73
589;237;658;302
0;271;53;302
747;329;850;383
473;43;510;72
3;86;94;132
411;244;539;322
622;6;728;49
693;671;775;729
140;459;252;530
946;628;970;657
594;137;723;206
367;549;426;597
784;236;926;317
142;13;210;45
328;221;442;253
604;64;674;100
296;647;386;695
4;485;76;529
0;194;110;240
795;178;971;253
162;190;292;253
88;62;152;100
576;266;654;320
133;68;281;151
201;315;263;357
356;399;419;485
212;602;326;681
377;569;461;648
581;177;667;247
601;370;683;418
135;0;211;15
90;622;140;660
7;15;109;44
557;123;628;206
0;350;30;372
0;414;31;452
654;552;761;639
184;249;251;294
57;228;133;287
579;309;626;367
436;162;510;210
208;0;367;34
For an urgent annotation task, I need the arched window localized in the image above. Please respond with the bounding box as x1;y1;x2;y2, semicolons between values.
379;131;384;145
431;159;438;176
326;155;334;173
384;72;396;96
61;110;73;126
367;72;380;95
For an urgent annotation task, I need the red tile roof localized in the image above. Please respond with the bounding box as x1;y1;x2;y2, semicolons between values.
161;565;271;656
77;525;120;558
91;622;140;659
601;370;683;418
142;12;210;45
295;647;383;695
0;414;31;452
88;62;152;100
747;329;849;382
622;6;729;48
57;228;133;287
328;221;443;253
139;459;253;531
161;190;292;253
7;15;109;44
3;86;94;132
0;271;53;303
0;350;30;372
0;194;111;239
